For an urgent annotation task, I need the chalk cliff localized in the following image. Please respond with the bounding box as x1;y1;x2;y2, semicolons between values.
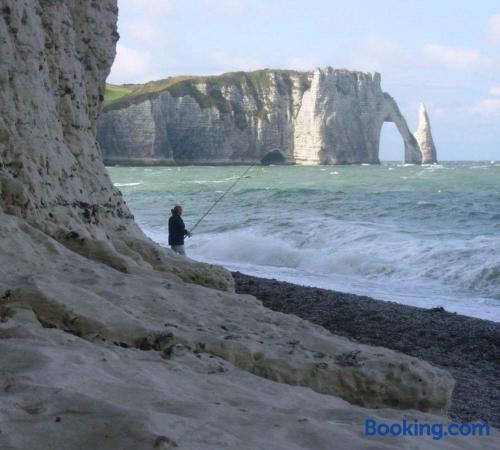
98;68;431;165
0;0;228;287
0;1;488;449
414;103;438;164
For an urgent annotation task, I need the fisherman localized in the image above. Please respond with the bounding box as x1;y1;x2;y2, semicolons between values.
168;205;191;256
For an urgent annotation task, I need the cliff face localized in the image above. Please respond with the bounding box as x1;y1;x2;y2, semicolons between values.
98;68;430;165
0;0;230;287
99;70;308;164
1;0;121;235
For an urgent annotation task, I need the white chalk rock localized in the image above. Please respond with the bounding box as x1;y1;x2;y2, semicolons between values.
414;103;438;164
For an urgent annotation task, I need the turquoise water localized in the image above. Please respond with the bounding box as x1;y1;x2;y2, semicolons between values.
108;162;500;321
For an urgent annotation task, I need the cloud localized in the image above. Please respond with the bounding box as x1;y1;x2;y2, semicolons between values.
200;0;246;18
210;51;262;72
423;43;493;71
255;3;280;17
120;0;175;16
123;21;174;46
118;0;175;46
469;98;500;117
108;44;157;83
491;87;500;96
346;35;499;79
347;37;416;73
287;56;322;71
488;14;500;44
110;0;177;83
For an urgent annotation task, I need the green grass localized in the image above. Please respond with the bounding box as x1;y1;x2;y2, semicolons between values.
103;85;134;106
101;69;312;125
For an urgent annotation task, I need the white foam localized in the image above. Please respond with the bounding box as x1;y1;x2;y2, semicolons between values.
190;175;241;184
178;225;500;321
114;182;143;187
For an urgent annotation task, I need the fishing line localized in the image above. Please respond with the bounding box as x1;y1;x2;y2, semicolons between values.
189;162;257;234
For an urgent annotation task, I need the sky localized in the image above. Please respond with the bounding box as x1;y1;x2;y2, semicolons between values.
108;0;500;161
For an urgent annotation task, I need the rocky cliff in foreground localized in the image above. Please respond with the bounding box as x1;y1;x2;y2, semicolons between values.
0;1;492;449
98;69;438;165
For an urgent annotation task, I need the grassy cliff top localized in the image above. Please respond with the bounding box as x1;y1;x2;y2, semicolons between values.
102;69;308;111
103;84;135;104
102;67;376;114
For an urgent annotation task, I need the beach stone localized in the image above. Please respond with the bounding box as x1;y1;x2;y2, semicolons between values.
233;271;500;427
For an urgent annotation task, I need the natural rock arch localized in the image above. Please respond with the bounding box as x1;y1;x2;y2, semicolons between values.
98;68;437;166
291;69;434;165
380;94;422;164
378;122;403;161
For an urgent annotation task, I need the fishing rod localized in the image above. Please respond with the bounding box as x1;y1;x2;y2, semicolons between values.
189;162;258;234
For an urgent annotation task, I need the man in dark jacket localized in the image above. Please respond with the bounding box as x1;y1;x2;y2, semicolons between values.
168;205;191;256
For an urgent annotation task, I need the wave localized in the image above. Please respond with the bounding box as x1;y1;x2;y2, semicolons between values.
114;182;143;187
186;225;500;303
189;175;244;184
123;162;500;322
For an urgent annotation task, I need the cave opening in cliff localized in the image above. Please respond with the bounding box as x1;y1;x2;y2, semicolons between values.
379;122;404;162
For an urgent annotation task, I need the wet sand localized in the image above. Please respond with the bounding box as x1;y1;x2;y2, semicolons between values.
233;271;500;427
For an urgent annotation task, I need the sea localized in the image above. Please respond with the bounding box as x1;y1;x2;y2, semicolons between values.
108;162;500;322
